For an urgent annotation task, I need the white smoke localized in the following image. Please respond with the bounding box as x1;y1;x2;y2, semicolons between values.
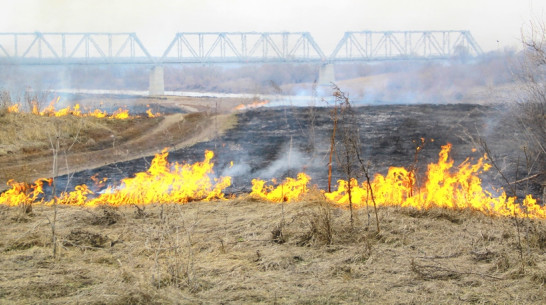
254;142;308;179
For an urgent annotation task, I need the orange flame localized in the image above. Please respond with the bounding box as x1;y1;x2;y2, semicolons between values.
325;144;545;219
0;144;543;220
109;107;130;120
5;97;159;119
234;100;269;111
88;109;108;118
250;173;311;202
86;149;231;206
0;178;51;206
6;104;19;113
146;105;161;118
0;150;230;207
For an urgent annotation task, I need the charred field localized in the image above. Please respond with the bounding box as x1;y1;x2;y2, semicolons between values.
57;103;540;198
1;102;546;304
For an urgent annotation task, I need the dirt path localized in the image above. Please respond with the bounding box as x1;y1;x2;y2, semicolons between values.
0;110;236;192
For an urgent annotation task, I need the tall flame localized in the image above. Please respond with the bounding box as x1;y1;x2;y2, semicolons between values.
0;178;51;206
325;144;545;219
87;150;231;206
0;144;543;219
0;150;230;207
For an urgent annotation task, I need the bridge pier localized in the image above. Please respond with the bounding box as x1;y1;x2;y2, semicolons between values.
149;66;165;96
318;63;335;87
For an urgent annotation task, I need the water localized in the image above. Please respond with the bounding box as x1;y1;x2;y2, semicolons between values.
52;88;333;107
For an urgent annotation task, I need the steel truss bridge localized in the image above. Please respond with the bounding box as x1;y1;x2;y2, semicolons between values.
0;31;483;94
0;31;482;64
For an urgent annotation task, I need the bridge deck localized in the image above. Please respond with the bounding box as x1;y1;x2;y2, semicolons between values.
0;31;483;65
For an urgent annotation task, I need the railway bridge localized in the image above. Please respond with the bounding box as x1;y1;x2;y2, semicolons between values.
0;31;483;95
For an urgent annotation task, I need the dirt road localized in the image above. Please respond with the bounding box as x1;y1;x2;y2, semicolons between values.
0;95;253;192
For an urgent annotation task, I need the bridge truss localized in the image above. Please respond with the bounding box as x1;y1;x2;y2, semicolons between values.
161;32;326;63
330;31;483;61
0;32;152;64
0;31;484;65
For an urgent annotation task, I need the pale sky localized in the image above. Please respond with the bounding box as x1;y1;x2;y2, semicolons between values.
0;0;544;54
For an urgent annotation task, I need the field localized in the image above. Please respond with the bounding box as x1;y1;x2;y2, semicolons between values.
0;94;545;304
1;200;545;304
0;95;245;193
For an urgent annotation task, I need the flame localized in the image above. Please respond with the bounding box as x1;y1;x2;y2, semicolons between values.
38;97;60;116
6;104;19;113
110;107;130;120
5;97;159;119
86;149;231;206
56;184;94;206
146;105;161;118
234;100;269;111
0;178;51;206
0;144;543;219
88;109;108;118
0;150;230;207
31;101;39;115
325;144;545;219
250;173;311;202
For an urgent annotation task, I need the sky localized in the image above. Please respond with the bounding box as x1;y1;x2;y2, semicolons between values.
0;0;544;55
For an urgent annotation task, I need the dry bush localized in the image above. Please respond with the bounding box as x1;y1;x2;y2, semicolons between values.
296;200;334;246
3;232;50;252
515;19;546;199
64;229;110;248
86;205;123;226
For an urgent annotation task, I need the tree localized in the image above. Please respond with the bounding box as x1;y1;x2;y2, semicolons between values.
517;19;546;203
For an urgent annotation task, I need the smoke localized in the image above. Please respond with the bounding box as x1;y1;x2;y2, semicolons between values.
254;143;309;179
221;162;251;178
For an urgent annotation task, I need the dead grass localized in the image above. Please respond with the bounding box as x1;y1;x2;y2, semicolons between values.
0;200;545;304
0;110;236;192
0;112;160;156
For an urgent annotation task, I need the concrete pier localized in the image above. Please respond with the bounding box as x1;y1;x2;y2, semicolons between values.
149;66;165;96
317;63;335;86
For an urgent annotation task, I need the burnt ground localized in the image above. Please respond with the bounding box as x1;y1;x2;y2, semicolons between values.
53;103;541;199
2;103;546;305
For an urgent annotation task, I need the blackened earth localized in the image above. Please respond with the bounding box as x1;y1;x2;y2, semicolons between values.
53;104;540;199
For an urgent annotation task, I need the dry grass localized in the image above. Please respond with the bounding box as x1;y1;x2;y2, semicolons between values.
1;199;545;304
0;110;237;192
0;112;160;156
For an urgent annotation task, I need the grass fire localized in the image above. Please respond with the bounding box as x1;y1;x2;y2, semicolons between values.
1;79;545;304
6;96;161;119
1;143;544;219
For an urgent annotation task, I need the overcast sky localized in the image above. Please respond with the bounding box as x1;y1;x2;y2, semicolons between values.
0;0;544;54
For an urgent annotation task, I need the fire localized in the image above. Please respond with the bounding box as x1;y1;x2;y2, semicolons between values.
88;109;108;118
0;178;51;207
0;144;543;219
0;150;230;207
325;144;545;219
234;100;269;111
109;107;130;120
146;105;161;118
6;97;159;119
7;104;19;113
86;149;231;206
250;173;311;202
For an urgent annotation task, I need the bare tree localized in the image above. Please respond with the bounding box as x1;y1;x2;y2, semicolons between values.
330;85;380;232
516;19;546;203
